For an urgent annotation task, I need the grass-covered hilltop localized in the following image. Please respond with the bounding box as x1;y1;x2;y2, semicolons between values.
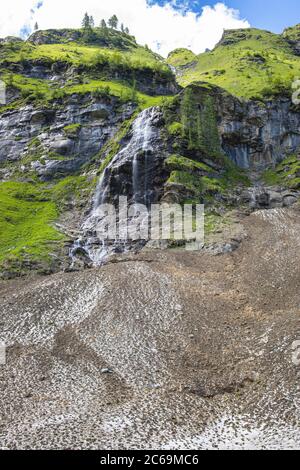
0;18;300;278
0;26;176;111
167;26;300;100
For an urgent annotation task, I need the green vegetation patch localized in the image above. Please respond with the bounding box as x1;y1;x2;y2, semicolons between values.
180;86;222;156
283;24;300;42
0;175;95;275
223;159;251;187
166;154;249;201
173;28;300;100
50;175;96;207
27;27;138;50
205;212;225;235
0;72;54;111
167;170;226;196
63;123;82;137
95;114;138;174
167;122;184;137
0;37;172;78
0;181;65;271
65;79;173;109
165;154;212;173
263;154;300;189
167;48;197;67
0;72;173;113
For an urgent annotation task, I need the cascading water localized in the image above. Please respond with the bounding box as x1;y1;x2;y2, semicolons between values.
250;184;270;209
131;107;157;204
70;106;161;266
248;173;271;210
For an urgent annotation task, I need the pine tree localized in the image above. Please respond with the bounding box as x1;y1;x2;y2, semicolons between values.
131;79;137;102
100;19;107;29
82;12;95;43
181;88;198;149
34;22;39;31
89;16;95;28
108;15;118;29
124;27;130;35
82;12;90;29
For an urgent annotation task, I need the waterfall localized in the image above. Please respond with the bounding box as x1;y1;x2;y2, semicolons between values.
70;106;161;266
131;107;157;203
92;167;109;209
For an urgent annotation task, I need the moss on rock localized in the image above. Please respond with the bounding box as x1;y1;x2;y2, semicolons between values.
263;154;300;188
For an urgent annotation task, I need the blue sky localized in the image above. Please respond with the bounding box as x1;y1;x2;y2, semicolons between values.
150;0;299;33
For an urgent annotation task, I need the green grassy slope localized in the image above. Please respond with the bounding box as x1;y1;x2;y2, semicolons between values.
167;48;197;67
283;24;300;42
0;40;170;76
0;182;64;273
0;28;177;275
27;27;139;49
0;72;172;112
167;27;300;100
263;154;300;188
0;176;95;276
0;27;175;112
1;25;300;276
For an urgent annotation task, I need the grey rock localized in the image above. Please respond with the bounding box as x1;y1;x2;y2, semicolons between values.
247;186;300;210
49;138;74;155
203;241;240;255
0;95;137;176
218;96;300;170
283;195;298;207
0;36;23;44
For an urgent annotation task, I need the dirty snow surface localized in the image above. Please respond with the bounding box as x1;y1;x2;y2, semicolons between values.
1;207;300;449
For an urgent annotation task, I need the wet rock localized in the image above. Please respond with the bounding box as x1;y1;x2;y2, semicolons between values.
268;190;283;207
49;138;74;156
283;194;298;207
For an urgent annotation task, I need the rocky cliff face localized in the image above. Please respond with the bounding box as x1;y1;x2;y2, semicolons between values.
2;83;298;184
217;94;300;170
0;94;136;180
283;24;300;55
164;83;300;171
1;80;300;272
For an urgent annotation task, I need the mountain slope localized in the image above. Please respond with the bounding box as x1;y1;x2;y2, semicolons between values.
167;27;300;100
0;26;300;277
0;28;179;276
1;24;300;451
0;27;176;114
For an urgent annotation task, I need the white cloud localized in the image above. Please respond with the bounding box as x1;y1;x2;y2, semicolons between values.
0;0;250;56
